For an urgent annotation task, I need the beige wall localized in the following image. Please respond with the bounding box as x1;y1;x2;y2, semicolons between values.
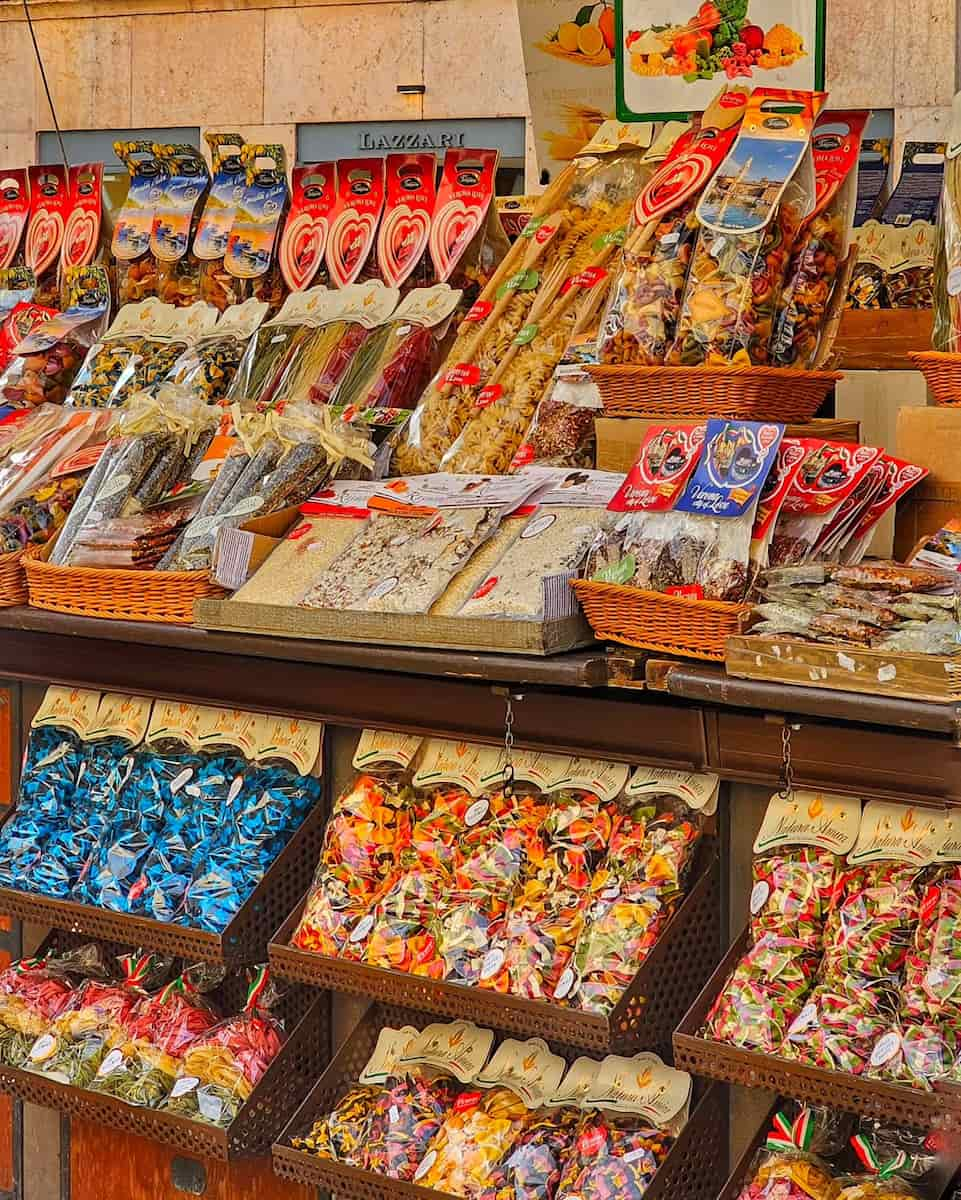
0;0;955;174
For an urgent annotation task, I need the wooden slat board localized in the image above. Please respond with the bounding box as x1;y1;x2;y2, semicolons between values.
833;308;933;371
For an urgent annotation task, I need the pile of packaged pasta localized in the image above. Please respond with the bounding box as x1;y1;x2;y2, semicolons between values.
706;789;961;1093
389;90;864;479
0;941;286;1128
288;730;716;1017
291;1018;691;1200
733;1102;949;1200
0;686;323;930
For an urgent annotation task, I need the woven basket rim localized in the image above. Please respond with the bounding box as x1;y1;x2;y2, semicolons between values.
585;363;843;382
571;577;750;615
909;350;961;363
25;557;210;585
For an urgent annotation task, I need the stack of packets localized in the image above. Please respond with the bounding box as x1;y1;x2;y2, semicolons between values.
586;423;928;604
705;788;961;1092
750;561;961;655
0;687;323;932
0;940;286;1127
292;1020;691;1200
734;1102;948;1200
290;729;716;1016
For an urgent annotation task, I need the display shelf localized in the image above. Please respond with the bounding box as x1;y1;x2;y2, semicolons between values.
673;928;961;1130
270;847;720;1058
0;933;332;1161
271;1001;728;1200
0;796;328;966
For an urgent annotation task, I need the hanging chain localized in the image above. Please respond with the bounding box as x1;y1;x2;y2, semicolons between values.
503;693;516;798
779;724;795;798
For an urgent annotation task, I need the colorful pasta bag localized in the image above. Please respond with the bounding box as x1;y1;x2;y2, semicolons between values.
325;158;386;289
113;142;166;305
224;287;322;410
224;144;290;314
375;153;437;292
669;88;825;366
863;1020;955;1091
163;966;284;1126
165;298;268;406
195;134;248;312
0;944;106;1068
66;297;184;409
278;163;336;293
25;165;69;308
0;170;30;273
733;1110;841;1200
902;848;961;1024
292;729;420;956
772;111;867;367
151;145;211;308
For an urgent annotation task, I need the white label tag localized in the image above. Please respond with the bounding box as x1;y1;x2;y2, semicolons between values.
97;1048;126;1078
750;881;770;916
171;1075;199;1098
350;914;375;944
870;1032;901;1069
169;768;194;795
479;948;505;982
414;1150;437;1182
464;798;490;827
29;1034;56;1063
554;966;576;1000
787;1002;817;1038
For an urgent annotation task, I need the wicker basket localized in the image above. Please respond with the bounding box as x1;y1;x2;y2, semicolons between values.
572;579;747;662
585;364;841;421
25;540;225;625
0;545;29;608
909;351;961;406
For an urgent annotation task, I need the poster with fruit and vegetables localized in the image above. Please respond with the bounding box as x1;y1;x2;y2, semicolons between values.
518;0;617;183
616;0;825;121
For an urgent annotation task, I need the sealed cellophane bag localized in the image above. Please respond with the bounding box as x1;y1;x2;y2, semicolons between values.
934;99;961;351
194;134;248;312
151;145;210;308
163;298;268;406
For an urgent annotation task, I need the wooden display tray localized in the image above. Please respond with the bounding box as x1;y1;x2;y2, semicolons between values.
269;847;720;1059
674;928;961;1130
272;1002;728;1200
726;634;961;704
194;597;595;657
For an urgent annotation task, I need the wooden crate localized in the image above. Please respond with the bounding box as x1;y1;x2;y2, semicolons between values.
726;633;961;704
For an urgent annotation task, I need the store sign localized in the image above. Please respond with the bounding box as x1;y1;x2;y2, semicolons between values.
298;119;526;165
359;130;466;151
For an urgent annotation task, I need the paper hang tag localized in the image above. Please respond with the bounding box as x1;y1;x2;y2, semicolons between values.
194;706;258;757
25;165;69;278
399;1021;495;1083
697;89;825;236
475;1038;567;1109
936;812;961;863
377;153;437;288
412;739;487;797
280;163;337;292
145;701;204;750
170;300;220;341
112;141;166;262
391;284;462;330
359;1026;420;1085
194;133;247;262
103;297;171;341
150;144;210;264
429;148;498;283
253;716;324;775
353;729;423;771
325;157;386;289
848;800;946;867
580;121;655;158
607;424;706;513
86;693;153;746
547;1057;600;1109
626;767;720;815
266;284;332;328
213;298;270;342
32;686;102;737
0;169;31;272
587;1052;692;1127
753;790;861;855
225;143;288;281
543;756;630;802
62;163;103;271
477;748;567;791
335;280;401;329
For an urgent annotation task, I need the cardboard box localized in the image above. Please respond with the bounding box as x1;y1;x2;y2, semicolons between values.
894;482;961;563
210;507;300;590
896;406;961;485
595;417;862;474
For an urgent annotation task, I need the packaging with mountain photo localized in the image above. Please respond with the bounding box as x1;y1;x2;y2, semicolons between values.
195;133;247;311
224;144;290;315
112;141;168;306
151;145;210;308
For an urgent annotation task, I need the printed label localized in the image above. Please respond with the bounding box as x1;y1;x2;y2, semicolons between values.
608;425;706;513
849;800;946;867
476;1038;567;1109
400;1021;495;1083
626;766;719;813
753;790;861;855
353;729;423;771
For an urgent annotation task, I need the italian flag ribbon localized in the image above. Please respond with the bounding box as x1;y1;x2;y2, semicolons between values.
121;952;158;987
765;1108;814;1154
851;1135;908;1180
245;964;270;1012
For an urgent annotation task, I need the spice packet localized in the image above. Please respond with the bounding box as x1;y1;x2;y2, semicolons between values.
279;163;336;292
62;164;104;273
767;440;884;567
772;110;867;367
669;88;825;365
25;165;69;307
325;158;386;289
0;170;30;271
587;423;706;588
195;134;247;311
113;141;167;305
151;145;211;308
376;153;437;291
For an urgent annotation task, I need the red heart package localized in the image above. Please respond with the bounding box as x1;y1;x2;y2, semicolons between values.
61;164;103;272
376;154;436;290
325;159;386;289
279;163;336;292
0;170;30;271
429;149;499;287
25;166;69;305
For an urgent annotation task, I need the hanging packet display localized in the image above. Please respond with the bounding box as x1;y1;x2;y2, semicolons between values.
224;144;289;313
772;110;868;368
151;144;211;308
165;298;269;406
25;165;69;307
113;141;168;304
279;163;336;292
669;88;825;366
61;164;104;272
376;153;437;291
429;148;502;299
749;438;808;574
853;137;891;227
840;457;928;565
0;170;31;271
195;133;247;311
325;158;386;289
